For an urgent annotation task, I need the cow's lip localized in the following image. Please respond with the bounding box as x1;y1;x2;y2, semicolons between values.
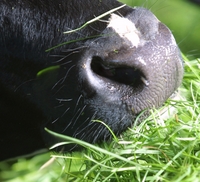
90;56;149;88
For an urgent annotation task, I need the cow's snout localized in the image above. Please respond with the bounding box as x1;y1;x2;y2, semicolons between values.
78;7;183;134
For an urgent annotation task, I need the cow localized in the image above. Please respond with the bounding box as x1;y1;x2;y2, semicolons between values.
0;0;183;161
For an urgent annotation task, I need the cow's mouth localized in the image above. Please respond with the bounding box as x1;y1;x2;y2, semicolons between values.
91;56;148;88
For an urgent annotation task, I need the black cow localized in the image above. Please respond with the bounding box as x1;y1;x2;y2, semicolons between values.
0;0;183;161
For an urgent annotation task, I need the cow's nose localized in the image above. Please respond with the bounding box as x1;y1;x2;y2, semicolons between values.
79;7;183;116
90;56;147;88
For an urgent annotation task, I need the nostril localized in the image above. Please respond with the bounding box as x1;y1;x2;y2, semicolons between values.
91;56;148;88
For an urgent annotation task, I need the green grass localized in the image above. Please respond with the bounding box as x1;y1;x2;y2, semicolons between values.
0;56;199;182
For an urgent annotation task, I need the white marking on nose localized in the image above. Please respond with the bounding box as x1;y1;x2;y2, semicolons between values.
138;57;146;66
108;14;140;48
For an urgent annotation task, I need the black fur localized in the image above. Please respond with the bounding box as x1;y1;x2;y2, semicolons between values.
0;0;134;160
0;0;183;161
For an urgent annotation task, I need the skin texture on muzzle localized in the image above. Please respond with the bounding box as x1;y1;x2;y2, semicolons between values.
76;8;183;140
0;0;183;161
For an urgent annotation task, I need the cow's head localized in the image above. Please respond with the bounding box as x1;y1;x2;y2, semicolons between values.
41;7;183;149
0;1;184;160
